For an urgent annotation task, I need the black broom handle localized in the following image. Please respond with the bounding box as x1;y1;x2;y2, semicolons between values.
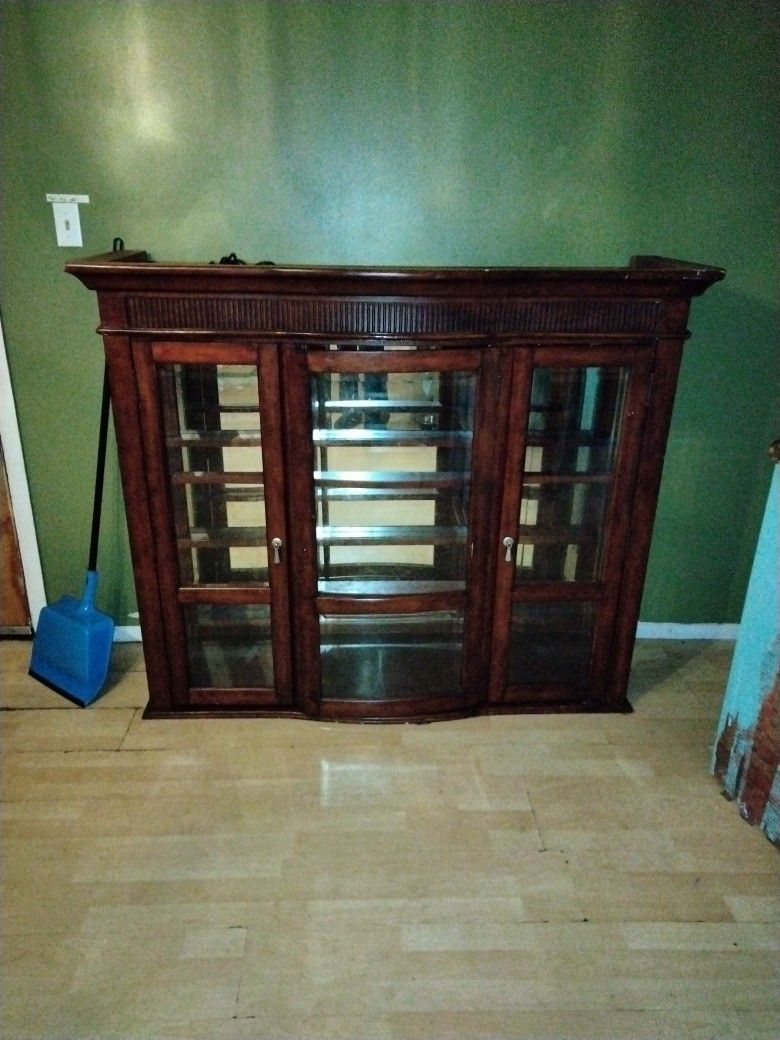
87;362;111;572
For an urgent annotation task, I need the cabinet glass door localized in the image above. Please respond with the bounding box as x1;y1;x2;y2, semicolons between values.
491;349;652;704
136;342;292;708
289;345;498;718
515;365;627;585
159;362;270;587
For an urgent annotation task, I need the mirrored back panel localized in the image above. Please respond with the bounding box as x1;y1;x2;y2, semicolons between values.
310;355;476;594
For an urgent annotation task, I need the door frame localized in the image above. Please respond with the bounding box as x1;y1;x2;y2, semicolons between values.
131;339;295;709
0;314;46;629
283;340;507;720
488;343;655;707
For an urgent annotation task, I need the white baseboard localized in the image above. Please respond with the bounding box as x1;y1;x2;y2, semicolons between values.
110;622;739;644
636;622;739;640
114;625;143;642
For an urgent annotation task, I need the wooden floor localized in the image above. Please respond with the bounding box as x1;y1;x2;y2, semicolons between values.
1;638;777;1040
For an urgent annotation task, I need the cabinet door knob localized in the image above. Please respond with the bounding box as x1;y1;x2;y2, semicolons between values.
502;536;515;562
271;537;283;564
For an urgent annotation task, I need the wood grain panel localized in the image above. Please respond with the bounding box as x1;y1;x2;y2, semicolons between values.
0;443;29;630
126;294;665;336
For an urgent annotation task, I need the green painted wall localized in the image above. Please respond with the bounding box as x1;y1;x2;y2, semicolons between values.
1;0;777;626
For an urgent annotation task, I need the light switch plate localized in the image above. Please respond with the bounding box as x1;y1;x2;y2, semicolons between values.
52;201;82;247
46;194;89;247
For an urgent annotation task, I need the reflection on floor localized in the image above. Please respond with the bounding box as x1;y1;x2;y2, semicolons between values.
1;638;778;1040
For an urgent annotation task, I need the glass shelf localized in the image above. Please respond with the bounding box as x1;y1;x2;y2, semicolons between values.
317;579;464;596
170;471;265;487
177;526;266;549
165;430;262;448
313;428;471;448
316;525;468;546
516;523;599;545
322;398;443;414
315;470;468;488
319;611;464;701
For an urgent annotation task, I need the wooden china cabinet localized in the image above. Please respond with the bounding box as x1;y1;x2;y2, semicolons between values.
66;251;723;720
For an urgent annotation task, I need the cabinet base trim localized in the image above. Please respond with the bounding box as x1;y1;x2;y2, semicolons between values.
141;700;634;721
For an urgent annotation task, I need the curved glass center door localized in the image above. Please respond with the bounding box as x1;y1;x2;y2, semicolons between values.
303;345;491;716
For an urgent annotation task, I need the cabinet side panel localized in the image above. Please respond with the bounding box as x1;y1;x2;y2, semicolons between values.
588;352;655;704
103;335;173;712
132;340;192;707
606;314;690;705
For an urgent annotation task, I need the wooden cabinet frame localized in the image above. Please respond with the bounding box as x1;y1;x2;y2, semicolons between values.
133;340;294;710
489;344;654;709
286;342;504;720
68;252;723;721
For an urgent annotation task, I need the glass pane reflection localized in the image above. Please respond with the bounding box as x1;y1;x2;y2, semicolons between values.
506;602;595;685
319;612;464;701
516;366;628;583
184;604;274;688
158;364;269;584
311;366;475;591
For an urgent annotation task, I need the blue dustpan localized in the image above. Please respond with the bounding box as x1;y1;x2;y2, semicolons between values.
29;571;115;706
29;362;115;706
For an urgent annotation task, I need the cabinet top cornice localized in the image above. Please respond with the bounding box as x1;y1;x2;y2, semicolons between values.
66;251;725;299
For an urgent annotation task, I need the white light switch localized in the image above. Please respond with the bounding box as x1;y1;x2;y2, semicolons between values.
46;194;89;247
52;201;82;247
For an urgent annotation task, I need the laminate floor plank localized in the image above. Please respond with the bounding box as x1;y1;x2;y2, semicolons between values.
1;638;777;1040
